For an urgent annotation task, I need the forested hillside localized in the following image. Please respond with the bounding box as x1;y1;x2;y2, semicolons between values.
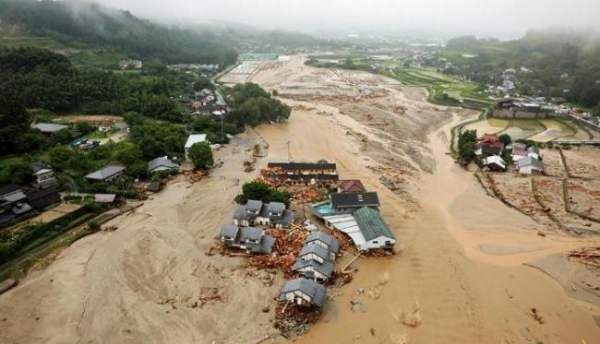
442;30;600;109
0;0;238;66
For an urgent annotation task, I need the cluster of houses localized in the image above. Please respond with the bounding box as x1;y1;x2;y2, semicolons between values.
219;199;294;254
185;88;229;118
477;134;544;174
0;162;60;227
493;98;571;119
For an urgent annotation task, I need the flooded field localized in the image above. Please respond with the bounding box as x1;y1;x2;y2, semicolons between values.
464;117;588;142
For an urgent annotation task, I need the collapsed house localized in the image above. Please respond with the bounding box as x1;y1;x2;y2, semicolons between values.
336;179;366;193
278;278;327;309
233;200;294;229
218;224;276;254
266;161;339;186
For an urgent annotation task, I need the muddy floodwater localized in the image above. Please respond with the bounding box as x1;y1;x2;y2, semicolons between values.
1;56;599;344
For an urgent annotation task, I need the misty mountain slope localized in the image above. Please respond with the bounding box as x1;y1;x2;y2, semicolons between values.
0;0;238;66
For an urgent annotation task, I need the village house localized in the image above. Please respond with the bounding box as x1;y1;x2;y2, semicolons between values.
254;202;294;229
304;231;340;255
330;192;380;214
278;278;327;308
184;134;208;160
482;155;506;172
30;162;58;190
233;200;294;228
336;179;366;193
353;207;396;250
0;185;34;227
119;59;143;70
297;243;336;264
517;156;544;175
218;224;275;254
511;143;528;162
85;165;126;183
267;161;339;186
147;157;180;174
527;146;540;160
476;134;504;157
292;259;335;283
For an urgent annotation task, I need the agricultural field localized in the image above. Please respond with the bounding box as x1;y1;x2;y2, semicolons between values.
462;117;591;142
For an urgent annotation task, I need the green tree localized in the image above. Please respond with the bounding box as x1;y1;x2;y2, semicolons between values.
188;142;213;170
193;76;214;91
498;134;512;146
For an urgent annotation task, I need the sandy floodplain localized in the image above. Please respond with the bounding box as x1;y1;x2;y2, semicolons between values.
1;56;600;344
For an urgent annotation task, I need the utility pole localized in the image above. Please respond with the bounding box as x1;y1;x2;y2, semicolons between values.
220;115;224;142
287;140;291;162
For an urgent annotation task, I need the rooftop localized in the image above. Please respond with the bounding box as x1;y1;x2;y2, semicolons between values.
331;192;380;209
353;207;395;242
31;123;68;133
278;278;327;307
305;231;340;253
185;134;208;149
268;161;337;170
85;165;126;181
337;179;366;193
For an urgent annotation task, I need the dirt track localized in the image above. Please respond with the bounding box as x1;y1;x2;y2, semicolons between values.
1;56;600;344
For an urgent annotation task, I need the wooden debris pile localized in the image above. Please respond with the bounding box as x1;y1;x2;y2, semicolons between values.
183;169;208;183
243;158;256;173
274;302;321;338
567;247;600;268
248;226;309;276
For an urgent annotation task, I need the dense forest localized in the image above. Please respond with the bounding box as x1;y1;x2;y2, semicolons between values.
0;0;238;66
442;30;600;110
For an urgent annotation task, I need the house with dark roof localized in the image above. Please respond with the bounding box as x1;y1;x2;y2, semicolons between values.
330;192;380;214
218;224;275;254
278;278;327;308
353;207;396;250
85;165;126;182
337;180;366;193
292;259;335;283
298;244;336;264
304;231;340;255
254;202;294;229
0;185;35;227
147;157;180;174
233;200;294;228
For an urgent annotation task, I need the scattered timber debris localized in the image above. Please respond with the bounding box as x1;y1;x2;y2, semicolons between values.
183;169;208;183
567;247;600;269
274;302;321;338
249;227;309;275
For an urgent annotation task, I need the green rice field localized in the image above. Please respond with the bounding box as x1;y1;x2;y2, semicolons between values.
462;117;592;142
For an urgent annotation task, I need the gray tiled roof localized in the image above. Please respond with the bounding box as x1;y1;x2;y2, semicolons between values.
292;259;335;278
266;202;285;214
305;231;340;254
250;235;275;254
147;157;179;172
240;227;264;242
233;206;252;220
85;165;126;181
299;244;332;261
331;192;380;209
278;278;327;307
246;200;264;213
220;224;239;239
